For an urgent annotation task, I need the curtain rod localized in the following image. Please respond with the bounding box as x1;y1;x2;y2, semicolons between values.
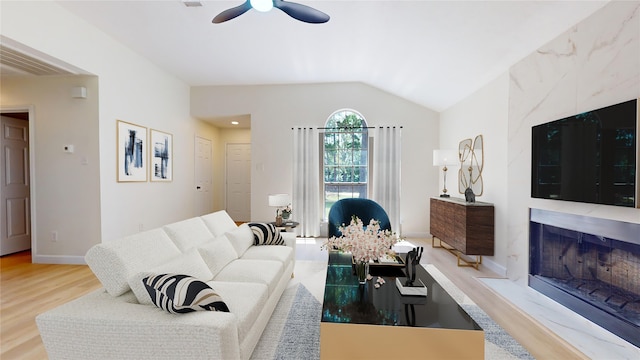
291;126;403;130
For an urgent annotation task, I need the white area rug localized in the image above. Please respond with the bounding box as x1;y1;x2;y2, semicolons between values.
251;283;321;360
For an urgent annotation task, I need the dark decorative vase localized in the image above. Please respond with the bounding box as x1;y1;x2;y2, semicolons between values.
465;187;476;203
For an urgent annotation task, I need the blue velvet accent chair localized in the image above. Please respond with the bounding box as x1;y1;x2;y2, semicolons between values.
327;198;392;238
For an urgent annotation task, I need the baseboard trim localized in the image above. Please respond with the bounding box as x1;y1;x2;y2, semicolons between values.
33;254;86;265
481;257;506;277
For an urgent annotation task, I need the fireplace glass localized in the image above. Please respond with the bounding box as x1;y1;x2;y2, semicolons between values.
529;209;640;347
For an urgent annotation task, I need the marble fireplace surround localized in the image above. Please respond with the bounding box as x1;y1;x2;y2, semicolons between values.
529;208;640;348
506;1;639;285
486;1;639;356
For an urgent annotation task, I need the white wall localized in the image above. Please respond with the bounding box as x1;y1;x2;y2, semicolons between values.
507;1;640;284
440;73;510;275
1;75;101;261
1;1;218;262
191;83;440;236
440;2;640;282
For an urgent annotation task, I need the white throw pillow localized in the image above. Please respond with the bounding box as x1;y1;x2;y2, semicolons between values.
225;223;254;257
197;234;239;277
128;248;214;305
163;217;214;252
201;211;238;237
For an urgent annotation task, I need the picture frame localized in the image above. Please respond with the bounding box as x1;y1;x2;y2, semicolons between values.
150;129;173;182
117;120;148;182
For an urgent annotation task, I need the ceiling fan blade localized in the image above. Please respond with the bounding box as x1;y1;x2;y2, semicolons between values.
274;0;330;24
212;1;252;24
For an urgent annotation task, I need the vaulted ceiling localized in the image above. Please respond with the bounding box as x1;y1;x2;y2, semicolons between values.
4;1;609;112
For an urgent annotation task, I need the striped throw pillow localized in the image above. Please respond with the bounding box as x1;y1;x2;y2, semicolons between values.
142;274;229;314
248;222;284;245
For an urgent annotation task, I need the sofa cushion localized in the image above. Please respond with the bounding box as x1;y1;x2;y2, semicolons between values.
225;223;254;257
213;259;283;296
143;274;229;313
129;249;214;305
85;229;181;296
163;217;214;252
247;222;285;245
241;245;294;265
201;210;238;237
197;234;239;277
207;281;269;342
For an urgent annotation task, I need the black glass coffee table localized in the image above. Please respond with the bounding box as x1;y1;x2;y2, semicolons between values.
320;251;484;359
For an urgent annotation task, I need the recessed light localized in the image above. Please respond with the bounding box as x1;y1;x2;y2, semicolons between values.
231;121;239;125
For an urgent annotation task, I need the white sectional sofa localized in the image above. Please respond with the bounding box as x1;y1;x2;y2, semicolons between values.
36;210;296;360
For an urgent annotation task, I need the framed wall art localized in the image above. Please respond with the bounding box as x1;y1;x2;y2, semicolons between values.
458;134;484;196
150;129;173;182
117;120;148;182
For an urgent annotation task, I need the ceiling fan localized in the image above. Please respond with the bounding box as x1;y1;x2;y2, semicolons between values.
212;0;330;24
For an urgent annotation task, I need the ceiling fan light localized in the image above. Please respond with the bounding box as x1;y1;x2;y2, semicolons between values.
250;0;273;13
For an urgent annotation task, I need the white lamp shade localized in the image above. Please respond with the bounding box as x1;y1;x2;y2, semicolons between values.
433;150;459;166
268;194;290;207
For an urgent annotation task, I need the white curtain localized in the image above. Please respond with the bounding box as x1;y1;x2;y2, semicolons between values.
292;127;320;237
372;126;402;235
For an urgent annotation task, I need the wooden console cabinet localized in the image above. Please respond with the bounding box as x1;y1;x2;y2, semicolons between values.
430;197;494;268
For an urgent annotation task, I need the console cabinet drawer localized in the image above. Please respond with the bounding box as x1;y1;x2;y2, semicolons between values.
430;197;494;256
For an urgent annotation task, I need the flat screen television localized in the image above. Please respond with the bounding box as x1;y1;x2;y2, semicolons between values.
531;99;637;207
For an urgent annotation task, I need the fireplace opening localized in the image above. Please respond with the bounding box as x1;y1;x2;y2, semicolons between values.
529;209;640;347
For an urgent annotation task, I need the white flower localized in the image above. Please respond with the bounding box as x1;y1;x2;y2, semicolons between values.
322;216;398;263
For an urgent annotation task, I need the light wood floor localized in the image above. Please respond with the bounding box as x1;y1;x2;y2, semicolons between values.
1;251;102;359
1;238;588;360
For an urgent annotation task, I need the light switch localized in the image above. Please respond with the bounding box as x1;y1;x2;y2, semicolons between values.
64;145;74;153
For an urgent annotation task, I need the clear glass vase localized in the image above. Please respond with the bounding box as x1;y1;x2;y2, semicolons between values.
355;261;369;285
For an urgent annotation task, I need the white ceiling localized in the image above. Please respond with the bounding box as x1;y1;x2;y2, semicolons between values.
53;0;608;112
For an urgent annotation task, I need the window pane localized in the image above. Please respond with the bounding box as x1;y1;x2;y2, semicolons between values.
353;166;361;182
359;165;368;182
324;167;335;182
323;110;369;219
354;150;368;165
324;150;337;165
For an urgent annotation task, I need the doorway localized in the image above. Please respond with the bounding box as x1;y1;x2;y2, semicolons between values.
1;112;31;256
226;143;251;222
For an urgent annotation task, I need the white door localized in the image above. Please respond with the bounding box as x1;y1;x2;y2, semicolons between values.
1;115;31;256
226;143;251;222
195;136;212;215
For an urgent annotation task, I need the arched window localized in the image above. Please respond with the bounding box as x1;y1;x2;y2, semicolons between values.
322;109;369;219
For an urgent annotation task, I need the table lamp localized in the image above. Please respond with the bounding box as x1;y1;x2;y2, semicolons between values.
268;194;290;226
433;150;459;198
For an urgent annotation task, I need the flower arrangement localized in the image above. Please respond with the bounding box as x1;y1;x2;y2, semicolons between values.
323;216;398;263
280;204;292;219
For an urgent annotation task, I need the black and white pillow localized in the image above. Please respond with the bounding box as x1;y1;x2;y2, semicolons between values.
142;274;229;314
248;222;284;245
